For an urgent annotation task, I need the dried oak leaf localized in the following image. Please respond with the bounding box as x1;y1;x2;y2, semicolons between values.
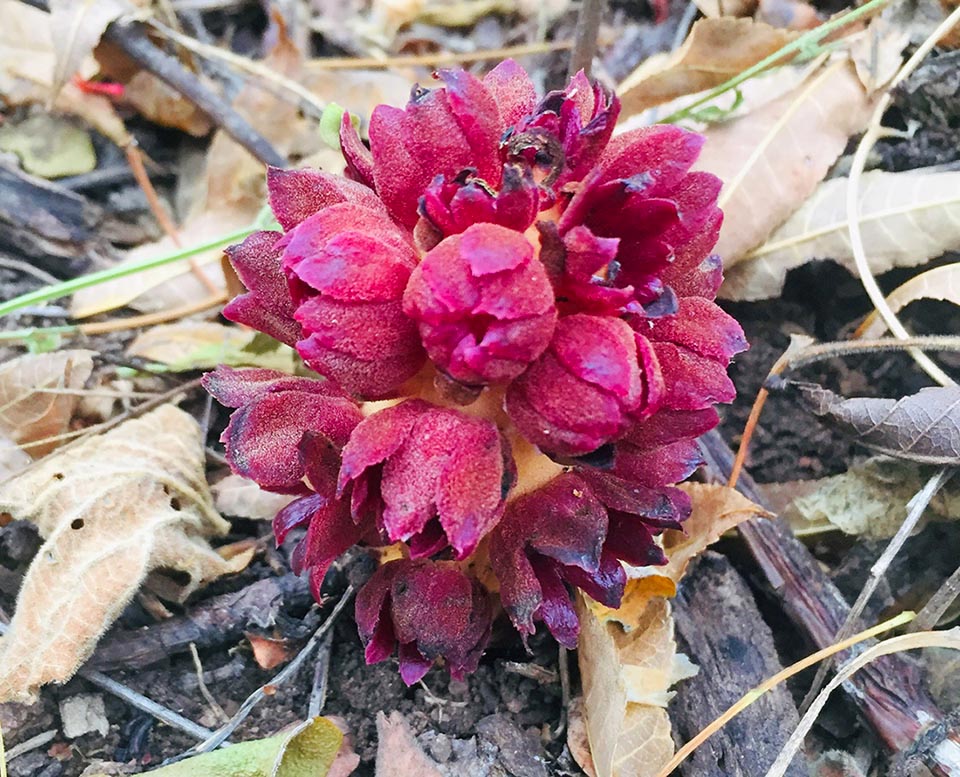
0;404;245;703
0;349;95;458
793;382;960;464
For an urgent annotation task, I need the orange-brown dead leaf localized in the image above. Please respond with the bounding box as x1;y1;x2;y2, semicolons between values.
246;633;296;670
0;405;245;703
0;350;95;458
618;18;799;115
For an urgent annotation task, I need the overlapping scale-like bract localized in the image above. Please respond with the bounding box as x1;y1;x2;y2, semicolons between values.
207;59;746;683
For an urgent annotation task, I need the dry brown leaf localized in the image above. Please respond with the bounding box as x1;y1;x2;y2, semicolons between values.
0;0;130;146
48;0;133;99
123;70;213;137
374;711;443;777
577;596;691;777
0;405;244;703
695;57;876;268
783;457;960;538
212;473;297;521
793;382;960;465
723;169;960;300
567;697;598;777
71;11;304;318
0;350;95;458
247;633;296;670
859;263;960;338
618;19;798;115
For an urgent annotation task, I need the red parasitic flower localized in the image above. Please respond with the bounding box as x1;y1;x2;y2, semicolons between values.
505;314;664;458
337;400;514;559
403;223;557;387
202;366;362;494
281;203;426;399
206;59;747;681
356;558;493;684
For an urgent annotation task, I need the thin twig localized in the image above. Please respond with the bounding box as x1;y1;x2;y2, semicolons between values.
654;611;915;777
4;730;57;763
846;4;960;387
189;643;230;724
84;667;217;742
0;256;60;286
307;629;334;719
148;20;327;120
766;629;960;777
912;562;960;632
0;293;227;342
105;20;287;168
552;645;571;739
800;468;952;712
181;586;355;757
568;0;606;79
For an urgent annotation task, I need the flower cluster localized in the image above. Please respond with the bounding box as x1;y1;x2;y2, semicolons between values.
205;60;746;684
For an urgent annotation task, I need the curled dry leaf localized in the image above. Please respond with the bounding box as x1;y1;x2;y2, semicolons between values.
692;0;758;19
374;711;443;777
576;484;767;777
792;382;960;464
576;596;693;777
0;349;95;458
0;405;245;703
146;716;345;777
723;169;960;300
694;57;877;267
859;262;960;339
618;19;798;115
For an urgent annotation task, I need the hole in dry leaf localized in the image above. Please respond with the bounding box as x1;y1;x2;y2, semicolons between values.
155;567;192;588
70;518;84;530
161;483;182;511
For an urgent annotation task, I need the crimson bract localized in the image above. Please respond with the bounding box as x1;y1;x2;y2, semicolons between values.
204;60;746;684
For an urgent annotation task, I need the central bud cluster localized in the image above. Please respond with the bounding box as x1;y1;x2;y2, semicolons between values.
205;61;746;684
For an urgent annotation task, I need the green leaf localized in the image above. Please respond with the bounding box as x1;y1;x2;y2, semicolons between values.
145;717;343;777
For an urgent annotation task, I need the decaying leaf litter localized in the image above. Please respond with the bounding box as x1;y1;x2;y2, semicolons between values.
2;0;960;775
